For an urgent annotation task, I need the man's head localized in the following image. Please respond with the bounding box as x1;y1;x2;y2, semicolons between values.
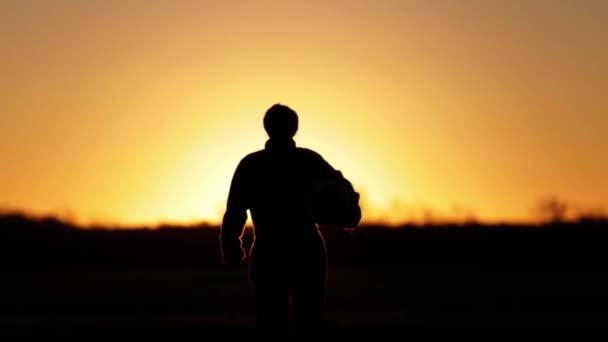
263;103;298;140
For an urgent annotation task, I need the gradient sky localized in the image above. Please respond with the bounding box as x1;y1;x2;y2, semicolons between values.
1;0;607;226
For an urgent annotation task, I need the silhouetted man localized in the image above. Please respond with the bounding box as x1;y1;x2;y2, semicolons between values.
220;104;353;341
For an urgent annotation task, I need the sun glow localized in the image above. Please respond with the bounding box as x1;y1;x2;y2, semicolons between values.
2;1;607;227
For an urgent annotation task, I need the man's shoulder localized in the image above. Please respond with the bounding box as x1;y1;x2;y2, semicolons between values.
239;147;327;165
296;147;324;159
239;149;266;164
296;148;335;172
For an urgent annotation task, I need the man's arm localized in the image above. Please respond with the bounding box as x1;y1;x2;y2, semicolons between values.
220;159;249;265
310;150;338;180
310;149;362;228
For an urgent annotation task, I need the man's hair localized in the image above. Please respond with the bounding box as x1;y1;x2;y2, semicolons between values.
263;104;298;139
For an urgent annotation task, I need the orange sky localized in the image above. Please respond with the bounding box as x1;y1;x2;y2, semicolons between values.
1;0;607;226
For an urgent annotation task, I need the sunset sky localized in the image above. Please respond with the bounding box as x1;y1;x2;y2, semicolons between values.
1;0;606;226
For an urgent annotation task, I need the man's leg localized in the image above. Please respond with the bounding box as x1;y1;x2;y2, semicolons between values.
250;256;290;341
253;285;289;341
291;259;327;341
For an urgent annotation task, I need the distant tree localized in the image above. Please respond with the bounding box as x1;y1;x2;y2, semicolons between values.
576;207;608;224
535;197;570;224
423;208;437;226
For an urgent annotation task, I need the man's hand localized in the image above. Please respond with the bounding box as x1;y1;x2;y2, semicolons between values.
342;227;357;236
221;246;246;267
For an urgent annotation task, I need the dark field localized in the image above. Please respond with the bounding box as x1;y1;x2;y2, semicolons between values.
1;214;607;338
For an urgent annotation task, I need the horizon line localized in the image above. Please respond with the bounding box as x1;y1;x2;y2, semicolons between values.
1;208;606;231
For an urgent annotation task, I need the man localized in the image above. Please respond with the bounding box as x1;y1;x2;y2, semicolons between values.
220;104;357;340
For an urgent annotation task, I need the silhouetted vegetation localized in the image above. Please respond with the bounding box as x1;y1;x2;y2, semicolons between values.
1;213;607;337
2;212;606;271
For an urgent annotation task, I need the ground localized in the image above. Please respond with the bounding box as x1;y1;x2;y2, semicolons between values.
1;216;607;338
